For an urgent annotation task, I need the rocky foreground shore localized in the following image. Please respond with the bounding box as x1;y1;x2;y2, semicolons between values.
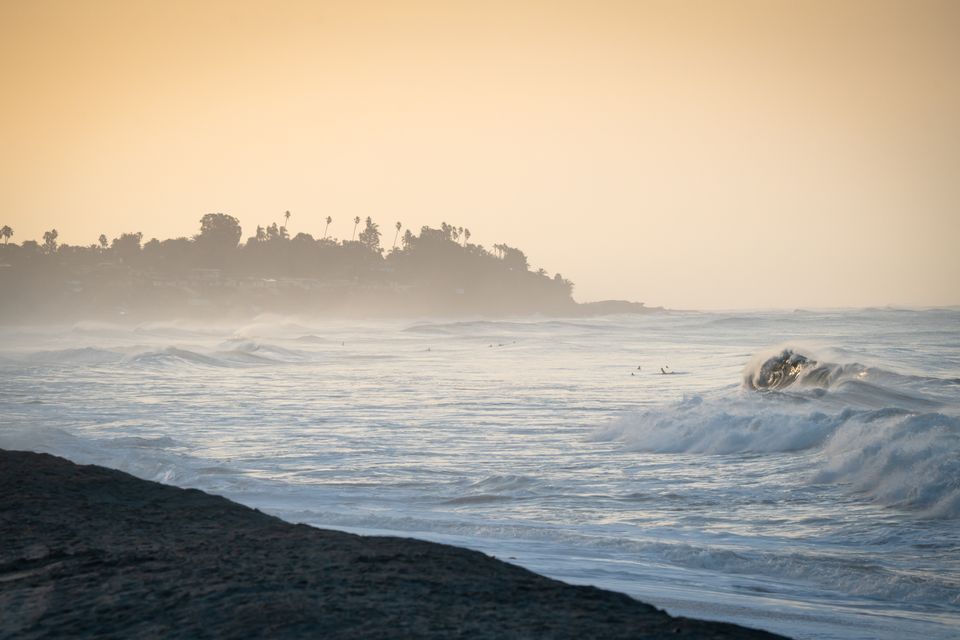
1;450;786;639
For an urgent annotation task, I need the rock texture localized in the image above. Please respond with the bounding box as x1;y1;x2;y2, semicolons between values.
0;449;787;639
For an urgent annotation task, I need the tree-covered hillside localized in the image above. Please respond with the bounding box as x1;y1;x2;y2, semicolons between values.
0;214;579;320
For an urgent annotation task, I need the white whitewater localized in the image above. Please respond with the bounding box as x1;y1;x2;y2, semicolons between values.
1;309;958;639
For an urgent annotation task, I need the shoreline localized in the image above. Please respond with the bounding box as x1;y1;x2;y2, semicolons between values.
1;449;785;639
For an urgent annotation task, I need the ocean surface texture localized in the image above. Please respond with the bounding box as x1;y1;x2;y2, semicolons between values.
1;309;957;639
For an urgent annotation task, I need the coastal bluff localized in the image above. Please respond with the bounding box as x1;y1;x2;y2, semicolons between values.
1;450;786;639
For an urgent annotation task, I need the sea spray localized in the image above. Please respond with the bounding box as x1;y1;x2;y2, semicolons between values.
594;346;960;518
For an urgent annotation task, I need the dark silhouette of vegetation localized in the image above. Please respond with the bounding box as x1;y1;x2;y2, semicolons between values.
197;213;242;250
111;232;143;263
357;217;381;253
42;229;58;254
0;213;633;322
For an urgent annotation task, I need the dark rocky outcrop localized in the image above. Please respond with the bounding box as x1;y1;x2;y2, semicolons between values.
572;300;664;316
0;449;786;639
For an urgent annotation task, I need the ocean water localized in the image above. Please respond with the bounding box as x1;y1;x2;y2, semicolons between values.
1;309;958;639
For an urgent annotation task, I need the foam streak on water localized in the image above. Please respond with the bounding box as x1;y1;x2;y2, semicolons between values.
1;309;958;639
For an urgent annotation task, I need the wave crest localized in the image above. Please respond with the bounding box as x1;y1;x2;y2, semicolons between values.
125;342;305;368
815;411;960;519
598;344;960;519
743;348;867;391
593;397;960;518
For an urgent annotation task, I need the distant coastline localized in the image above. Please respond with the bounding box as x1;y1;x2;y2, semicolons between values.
0;215;661;322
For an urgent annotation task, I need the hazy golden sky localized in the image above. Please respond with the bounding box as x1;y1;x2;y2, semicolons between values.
2;0;958;309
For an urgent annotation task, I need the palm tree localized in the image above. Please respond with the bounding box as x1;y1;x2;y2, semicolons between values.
0;225;12;244
323;216;332;239
352;216;360;241
283;210;291;233
393;221;402;249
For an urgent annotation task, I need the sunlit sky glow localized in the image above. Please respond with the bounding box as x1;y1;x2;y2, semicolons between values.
2;0;958;309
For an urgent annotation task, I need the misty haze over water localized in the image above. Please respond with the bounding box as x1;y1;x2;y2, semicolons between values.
2;308;958;640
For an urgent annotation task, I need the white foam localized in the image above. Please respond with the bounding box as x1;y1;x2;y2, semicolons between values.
589;382;960;518
815;411;960;518
590;395;843;454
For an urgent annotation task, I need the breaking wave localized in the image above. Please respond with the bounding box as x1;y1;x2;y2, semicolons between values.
126;347;236;368
815;410;960;519
594;347;960;519
5;347;125;365
743;347;887;391
217;339;306;361
124;342;306;368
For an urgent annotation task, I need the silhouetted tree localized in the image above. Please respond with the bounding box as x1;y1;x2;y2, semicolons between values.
352;216;361;241
265;222;287;241
358;217;382;253
283;210;291;233
324;216;332;239
42;229;58;253
439;222;460;243
197;213;242;250
111;232;143;263
98;234;108;250
393;221;402;249
0;225;12;244
463;228;470;246
498;244;528;271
